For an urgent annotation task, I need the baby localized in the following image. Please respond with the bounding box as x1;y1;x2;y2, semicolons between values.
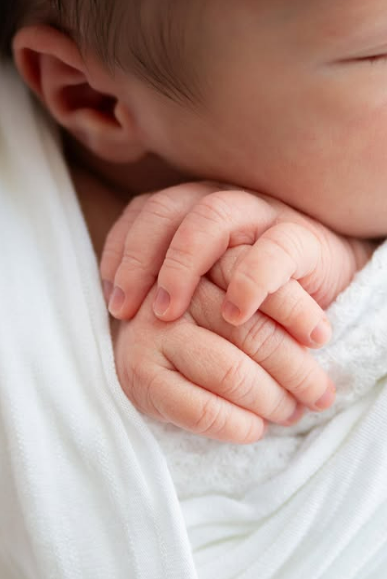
3;0;382;442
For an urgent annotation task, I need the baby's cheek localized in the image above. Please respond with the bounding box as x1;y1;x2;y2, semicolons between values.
332;110;387;235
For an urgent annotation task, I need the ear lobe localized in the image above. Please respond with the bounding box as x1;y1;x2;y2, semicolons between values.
13;25;148;163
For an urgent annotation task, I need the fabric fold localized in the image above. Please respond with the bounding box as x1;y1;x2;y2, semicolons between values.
0;66;197;579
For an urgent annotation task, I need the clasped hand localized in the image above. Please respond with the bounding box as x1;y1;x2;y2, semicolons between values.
102;182;373;443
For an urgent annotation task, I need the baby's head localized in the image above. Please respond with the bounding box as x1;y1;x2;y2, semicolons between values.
2;1;387;236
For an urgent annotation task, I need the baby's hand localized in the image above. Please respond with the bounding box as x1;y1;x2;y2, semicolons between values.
112;268;336;444
102;182;374;348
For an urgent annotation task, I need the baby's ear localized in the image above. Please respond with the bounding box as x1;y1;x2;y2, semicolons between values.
13;25;148;163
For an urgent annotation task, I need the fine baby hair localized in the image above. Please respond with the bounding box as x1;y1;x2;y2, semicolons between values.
0;0;194;103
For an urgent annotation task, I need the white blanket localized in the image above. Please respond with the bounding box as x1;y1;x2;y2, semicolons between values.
0;67;197;579
1;66;387;579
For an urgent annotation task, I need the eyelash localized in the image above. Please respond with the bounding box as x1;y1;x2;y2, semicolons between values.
337;54;387;67
356;54;387;65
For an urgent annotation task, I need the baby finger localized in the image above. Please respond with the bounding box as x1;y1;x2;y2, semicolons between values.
101;194;150;303
222;222;322;326
109;184;210;320
260;279;332;348
164;322;303;427
191;278;336;413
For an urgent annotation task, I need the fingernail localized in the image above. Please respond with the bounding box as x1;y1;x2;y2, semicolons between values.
109;286;125;316
310;318;332;347
153;287;171;317
315;380;336;411
222;300;241;324
102;280;113;304
281;403;305;426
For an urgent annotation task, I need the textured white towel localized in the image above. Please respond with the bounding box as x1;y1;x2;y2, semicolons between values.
0;66;197;579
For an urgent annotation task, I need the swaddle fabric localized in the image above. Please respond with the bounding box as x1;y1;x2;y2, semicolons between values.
0;66;197;579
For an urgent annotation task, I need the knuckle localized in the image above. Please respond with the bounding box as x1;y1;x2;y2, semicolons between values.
120;202;142;224
234;379;258;408
145;372;167;418
220;361;255;406
115;195;151;229
144;191;182;223
102;239;123;263
127;363;166;421
264;390;293;422
101;242;123;278
269;221;303;246
275;289;307;326
301;239;335;305
162;245;196;273
233;268;267;295
241;317;285;364
192;192;234;226
286;363;318;398
261;233;297;268
120;251;152;279
191;396;226;436
121;250;146;270
221;361;242;392
116;252;156;289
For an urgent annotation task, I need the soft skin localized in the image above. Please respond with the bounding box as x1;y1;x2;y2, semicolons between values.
13;1;387;236
121;0;387;237
103;181;373;332
74;166;340;443
9;0;384;441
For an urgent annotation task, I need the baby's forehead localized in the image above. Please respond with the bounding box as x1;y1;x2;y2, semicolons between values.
112;0;373;105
